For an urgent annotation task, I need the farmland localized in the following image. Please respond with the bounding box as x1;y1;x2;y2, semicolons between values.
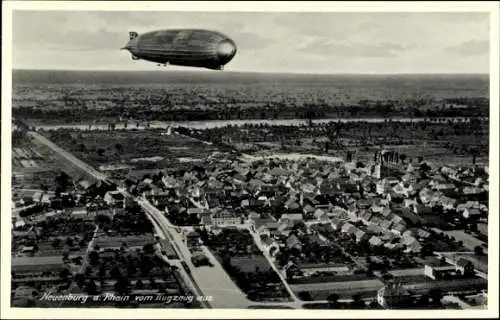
41;128;231;180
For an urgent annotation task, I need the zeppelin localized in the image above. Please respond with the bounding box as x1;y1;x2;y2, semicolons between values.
121;29;237;70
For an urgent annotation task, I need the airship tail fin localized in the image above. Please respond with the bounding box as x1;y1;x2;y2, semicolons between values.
129;31;138;40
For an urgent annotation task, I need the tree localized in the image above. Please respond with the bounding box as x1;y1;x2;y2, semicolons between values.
298;291;313;301
74;273;85;288
136;279;144;290
97;148;105;157
59;268;71;281
115;143;123;154
429;288;443;307
52;238;61;249
110;265;122;280
350;294;365;309
474;245;484;256
114;277;130;295
327;293;340;308
417;294;430;308
95;214;111;226
66;237;74;247
62;251;70;261
85;280;98;295
89;250;100;266
143;243;155;254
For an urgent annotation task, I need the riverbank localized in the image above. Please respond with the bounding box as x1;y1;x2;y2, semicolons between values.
28;117;485;131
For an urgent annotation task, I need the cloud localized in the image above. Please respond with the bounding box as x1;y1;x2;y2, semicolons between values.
298;38;415;58
445;40;489;56
11;11;490;73
14;28;125;52
231;32;274;51
441;13;489;23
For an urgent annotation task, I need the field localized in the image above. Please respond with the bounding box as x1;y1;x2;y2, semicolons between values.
93;234;155;249
229;256;272;273
13;70;488;124
291;278;384;300
41;129;228;179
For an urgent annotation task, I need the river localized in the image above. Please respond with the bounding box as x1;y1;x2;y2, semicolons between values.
33;117;481;131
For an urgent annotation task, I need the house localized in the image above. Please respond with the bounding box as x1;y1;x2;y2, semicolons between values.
185;231;201;248
77;179;92;190
401;236;422;253
313;208;325;219
359;210;373;224
279;213;303;222
247;211;260;223
392;182;414;197
200;212;212;225
424;260;457;280
417;228;431;239
463;187;483;195
41;194;52;205
398;209;422;226
330;218;344;230
302;204;315;215
286;235;302;251
283;261;303;280
313;195;331;208
187;207;207;216
284;198;300;211
377;282;412;309
256;222;280;237
277;219;295;234
341;222;356;234
477;223;488;237
463;208;481;219
404;198;418;208
12;256;67;276
240;199;250;208
104;191;125;207
212;209;240;226
32;192;43;203
413;204;433;216
456;258;474;276
328;207;349;219
391;223;407;236
368;235;383;247
440;196;457;210
355;229;369;243
14;219;27;229
71;207;90;220
384;242;402;251
371;203;385;214
380;219;393;231
367;224;384;235
419;188;441;204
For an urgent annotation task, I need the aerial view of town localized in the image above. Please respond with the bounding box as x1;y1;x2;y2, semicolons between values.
10;69;490;310
6;7;494;314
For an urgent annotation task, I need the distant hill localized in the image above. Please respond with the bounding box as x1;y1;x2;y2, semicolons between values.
12;69;489;99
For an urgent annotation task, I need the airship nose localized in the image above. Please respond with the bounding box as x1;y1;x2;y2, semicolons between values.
216;39;237;63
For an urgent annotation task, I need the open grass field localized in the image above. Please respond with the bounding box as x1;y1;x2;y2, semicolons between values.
41;129;224;179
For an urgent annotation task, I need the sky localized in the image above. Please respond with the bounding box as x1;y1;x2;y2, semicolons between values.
12;11;490;74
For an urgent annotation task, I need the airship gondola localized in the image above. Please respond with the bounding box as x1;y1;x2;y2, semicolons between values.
121;29;237;70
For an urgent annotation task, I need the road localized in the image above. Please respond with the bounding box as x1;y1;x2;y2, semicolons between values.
136;197;252;308
28;131;109;182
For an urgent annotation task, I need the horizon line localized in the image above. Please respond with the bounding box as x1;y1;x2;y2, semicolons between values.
12;68;489;76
